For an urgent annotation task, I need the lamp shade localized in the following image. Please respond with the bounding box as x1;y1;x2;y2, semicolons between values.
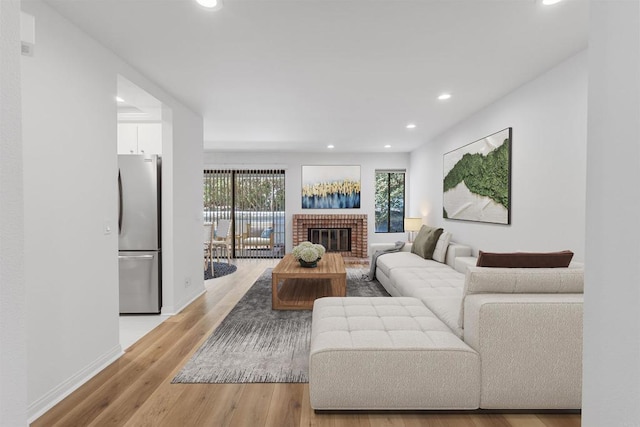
404;217;423;232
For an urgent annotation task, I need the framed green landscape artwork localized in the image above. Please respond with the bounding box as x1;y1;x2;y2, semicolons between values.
443;128;512;225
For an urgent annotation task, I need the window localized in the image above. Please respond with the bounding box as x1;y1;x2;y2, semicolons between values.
203;169;285;258
375;170;405;233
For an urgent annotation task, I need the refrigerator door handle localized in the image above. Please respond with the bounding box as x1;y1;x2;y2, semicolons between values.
118;169;123;234
119;255;154;260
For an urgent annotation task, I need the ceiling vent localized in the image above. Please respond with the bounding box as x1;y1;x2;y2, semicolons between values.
118;105;154;121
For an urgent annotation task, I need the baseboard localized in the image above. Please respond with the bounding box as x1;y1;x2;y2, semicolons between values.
27;344;123;423
314;409;582;414
162;289;206;315
161;305;175;315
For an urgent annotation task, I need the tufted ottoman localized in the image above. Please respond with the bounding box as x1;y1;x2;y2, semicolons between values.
309;297;480;410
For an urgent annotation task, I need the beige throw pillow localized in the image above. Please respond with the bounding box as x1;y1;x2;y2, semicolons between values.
432;231;452;263
410;225;444;259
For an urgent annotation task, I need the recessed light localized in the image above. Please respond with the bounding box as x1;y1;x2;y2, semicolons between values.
406;123;416;129
327;145;335;149
542;0;562;5
196;0;223;10
384;145;391;148
438;93;452;100
116;96;125;103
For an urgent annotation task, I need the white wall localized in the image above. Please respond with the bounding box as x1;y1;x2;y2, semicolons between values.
20;0;203;419
204;151;410;254
0;1;28;425
582;1;640;425
409;51;588;261
160;106;204;313
21;1;120;417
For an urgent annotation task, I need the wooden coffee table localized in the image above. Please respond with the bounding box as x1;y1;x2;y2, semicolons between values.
271;253;347;310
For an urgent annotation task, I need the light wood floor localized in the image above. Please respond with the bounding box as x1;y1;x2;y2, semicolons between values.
32;259;582;427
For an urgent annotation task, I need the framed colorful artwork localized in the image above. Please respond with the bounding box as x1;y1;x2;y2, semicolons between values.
301;165;361;209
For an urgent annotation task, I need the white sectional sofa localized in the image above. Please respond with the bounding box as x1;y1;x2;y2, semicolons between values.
309;241;584;411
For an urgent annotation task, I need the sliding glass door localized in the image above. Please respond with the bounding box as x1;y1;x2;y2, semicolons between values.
204;169;285;258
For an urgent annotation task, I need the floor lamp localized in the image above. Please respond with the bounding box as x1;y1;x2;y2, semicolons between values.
404;217;423;243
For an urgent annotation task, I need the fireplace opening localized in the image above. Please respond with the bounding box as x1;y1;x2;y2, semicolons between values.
308;228;352;253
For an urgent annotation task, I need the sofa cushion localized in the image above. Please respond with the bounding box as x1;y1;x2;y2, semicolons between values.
376;251;440;278
390;267;465;337
243;237;272;246
432;231;452;263
419;297;464;338
311;297;454;343
476;250;574;268
411;225;443;259
391;267;464;298
310;297;481;410
260;227;273;238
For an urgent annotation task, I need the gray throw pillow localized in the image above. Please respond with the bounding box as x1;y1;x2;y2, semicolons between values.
410;225;444;259
410;225;434;258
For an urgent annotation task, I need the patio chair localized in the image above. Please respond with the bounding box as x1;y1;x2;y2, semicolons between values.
211;219;232;263
204;223;214;271
242;224;274;250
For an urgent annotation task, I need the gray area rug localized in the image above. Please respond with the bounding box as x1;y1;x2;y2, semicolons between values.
172;268;389;384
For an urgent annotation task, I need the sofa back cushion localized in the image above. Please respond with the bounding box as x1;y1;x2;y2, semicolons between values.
410;225;444;260
476;250;574;268
458;265;584;329
464;266;584;294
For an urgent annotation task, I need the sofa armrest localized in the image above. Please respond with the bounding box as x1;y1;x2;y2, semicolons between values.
463;293;583;409
445;243;472;268
454;257;477;274
370;242;412;254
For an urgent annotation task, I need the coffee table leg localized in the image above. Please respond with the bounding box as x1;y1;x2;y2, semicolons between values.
331;277;347;297
272;274;279;309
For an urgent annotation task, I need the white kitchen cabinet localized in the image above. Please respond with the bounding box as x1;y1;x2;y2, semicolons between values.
137;124;162;154
118;123;138;154
117;123;162;155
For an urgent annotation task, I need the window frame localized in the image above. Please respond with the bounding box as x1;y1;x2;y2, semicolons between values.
374;170;406;233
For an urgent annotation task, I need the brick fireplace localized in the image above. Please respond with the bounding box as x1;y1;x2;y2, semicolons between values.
293;214;368;258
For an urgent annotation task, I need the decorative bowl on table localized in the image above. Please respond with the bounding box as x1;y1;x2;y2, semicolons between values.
292;241;326;268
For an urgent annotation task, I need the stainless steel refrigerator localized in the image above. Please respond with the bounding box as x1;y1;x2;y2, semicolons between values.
118;154;162;314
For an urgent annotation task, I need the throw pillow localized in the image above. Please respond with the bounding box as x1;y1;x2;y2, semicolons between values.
476;250;574;268
410;225;434;257
260;227;273;238
432;231;452;263
410;225;444;259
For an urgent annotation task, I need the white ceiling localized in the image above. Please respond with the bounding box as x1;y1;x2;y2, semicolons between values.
45;0;588;153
